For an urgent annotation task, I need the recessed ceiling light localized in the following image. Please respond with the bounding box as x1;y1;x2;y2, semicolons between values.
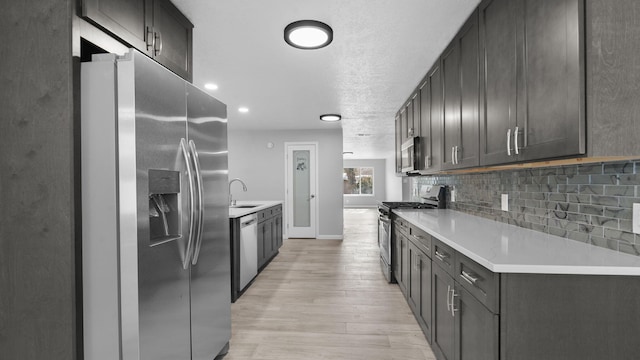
238;107;249;113
343;151;354;155
319;114;341;122
284;20;333;50
204;83;218;90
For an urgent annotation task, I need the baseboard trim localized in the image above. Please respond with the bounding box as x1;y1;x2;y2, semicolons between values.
315;235;344;240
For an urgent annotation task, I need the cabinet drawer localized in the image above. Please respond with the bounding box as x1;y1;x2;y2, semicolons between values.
271;205;282;216
431;237;455;276
409;226;432;258
394;218;410;236
455;252;499;313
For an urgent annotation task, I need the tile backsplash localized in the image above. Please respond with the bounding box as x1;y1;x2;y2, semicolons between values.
410;161;640;257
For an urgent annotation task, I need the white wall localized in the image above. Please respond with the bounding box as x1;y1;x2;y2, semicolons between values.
385;154;403;201
228;129;344;239
343;159;386;208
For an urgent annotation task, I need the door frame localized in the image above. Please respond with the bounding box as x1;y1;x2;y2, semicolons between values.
284;142;318;239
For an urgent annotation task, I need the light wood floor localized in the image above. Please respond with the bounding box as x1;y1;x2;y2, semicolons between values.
225;208;437;360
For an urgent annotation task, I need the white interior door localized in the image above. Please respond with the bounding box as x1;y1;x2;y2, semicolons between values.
286;143;317;238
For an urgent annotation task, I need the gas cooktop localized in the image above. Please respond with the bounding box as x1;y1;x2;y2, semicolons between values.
380;202;438;209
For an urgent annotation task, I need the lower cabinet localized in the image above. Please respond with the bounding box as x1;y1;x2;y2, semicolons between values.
397;215;640;360
257;205;282;270
393;218;410;294
432;264;456;359
432;240;499;360
408;241;432;342
457;286;499;360
230;204;283;302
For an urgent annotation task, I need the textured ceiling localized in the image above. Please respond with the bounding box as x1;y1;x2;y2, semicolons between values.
171;0;479;159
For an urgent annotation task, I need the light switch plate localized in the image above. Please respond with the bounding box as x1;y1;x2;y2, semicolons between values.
501;194;509;212
633;203;640;234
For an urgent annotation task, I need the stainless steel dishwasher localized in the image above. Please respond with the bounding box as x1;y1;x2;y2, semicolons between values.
239;214;258;291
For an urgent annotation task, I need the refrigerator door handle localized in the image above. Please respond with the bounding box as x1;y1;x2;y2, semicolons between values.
181;138;197;270
189;140;205;265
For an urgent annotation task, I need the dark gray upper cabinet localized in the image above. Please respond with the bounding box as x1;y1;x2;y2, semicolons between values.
82;0;193;82
81;0;151;52
479;0;585;165
399;107;409;145
441;11;480;170
515;0;585;161
395;113;402;173
478;0;517;165
152;0;194;82
419;62;443;174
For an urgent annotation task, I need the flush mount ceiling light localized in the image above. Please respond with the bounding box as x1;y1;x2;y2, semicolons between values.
204;83;218;90
319;114;341;122
284;20;333;49
238;107;249;113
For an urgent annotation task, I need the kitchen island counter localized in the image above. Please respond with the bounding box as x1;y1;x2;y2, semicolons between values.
393;209;640;276
229;200;283;218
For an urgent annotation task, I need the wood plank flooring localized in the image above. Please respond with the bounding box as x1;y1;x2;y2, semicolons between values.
225;208;436;360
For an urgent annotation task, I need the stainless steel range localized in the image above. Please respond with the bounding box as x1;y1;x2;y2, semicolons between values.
378;185;447;283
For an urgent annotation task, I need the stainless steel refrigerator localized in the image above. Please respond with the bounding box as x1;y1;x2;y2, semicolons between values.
81;50;231;360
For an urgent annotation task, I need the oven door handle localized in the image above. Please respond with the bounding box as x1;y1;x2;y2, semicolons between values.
379;215;391;223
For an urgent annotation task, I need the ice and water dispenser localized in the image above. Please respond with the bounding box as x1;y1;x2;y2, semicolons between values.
148;169;182;246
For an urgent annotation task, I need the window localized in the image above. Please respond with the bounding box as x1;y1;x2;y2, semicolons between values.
343;167;374;195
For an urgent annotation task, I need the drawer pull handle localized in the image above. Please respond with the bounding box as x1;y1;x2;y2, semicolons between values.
434;250;448;261
460;270;479;285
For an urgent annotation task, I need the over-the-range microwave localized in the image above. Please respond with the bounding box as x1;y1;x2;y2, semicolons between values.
401;136;421;173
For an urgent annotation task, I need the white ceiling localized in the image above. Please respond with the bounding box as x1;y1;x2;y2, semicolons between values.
171;0;479;159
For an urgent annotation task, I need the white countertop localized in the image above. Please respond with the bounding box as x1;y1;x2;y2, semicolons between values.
393;209;640;276
228;200;283;219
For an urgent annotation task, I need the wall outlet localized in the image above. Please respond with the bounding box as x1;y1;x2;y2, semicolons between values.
633;203;640;234
501;194;509;212
450;187;456;202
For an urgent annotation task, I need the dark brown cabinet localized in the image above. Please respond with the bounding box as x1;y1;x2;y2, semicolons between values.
82;0;193;81
257;205;283;269
393;218;410;294
432;263;456;360
441;11;480;170
456;286;499;360
231;204;282;301
478;0;517;165
408;239;432;342
395;113;402;173
418;62;443;173
479;0;585;165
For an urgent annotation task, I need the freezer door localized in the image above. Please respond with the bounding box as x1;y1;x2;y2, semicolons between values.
186;83;231;359
121;51;192;360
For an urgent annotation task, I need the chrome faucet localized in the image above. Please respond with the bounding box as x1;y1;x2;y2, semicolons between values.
228;178;248;206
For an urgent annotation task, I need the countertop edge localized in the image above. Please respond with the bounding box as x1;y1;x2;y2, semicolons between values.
392;209;640;276
229;201;283;219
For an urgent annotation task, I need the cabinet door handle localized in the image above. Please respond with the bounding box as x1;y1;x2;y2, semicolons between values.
507;128;512;156
446;285;452;311
514;126;520;155
460;270;479;285
434;250;448;261
451;146;455;164
146;26;154;51
450;288;458;316
154;31;163;56
454;146;459;165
